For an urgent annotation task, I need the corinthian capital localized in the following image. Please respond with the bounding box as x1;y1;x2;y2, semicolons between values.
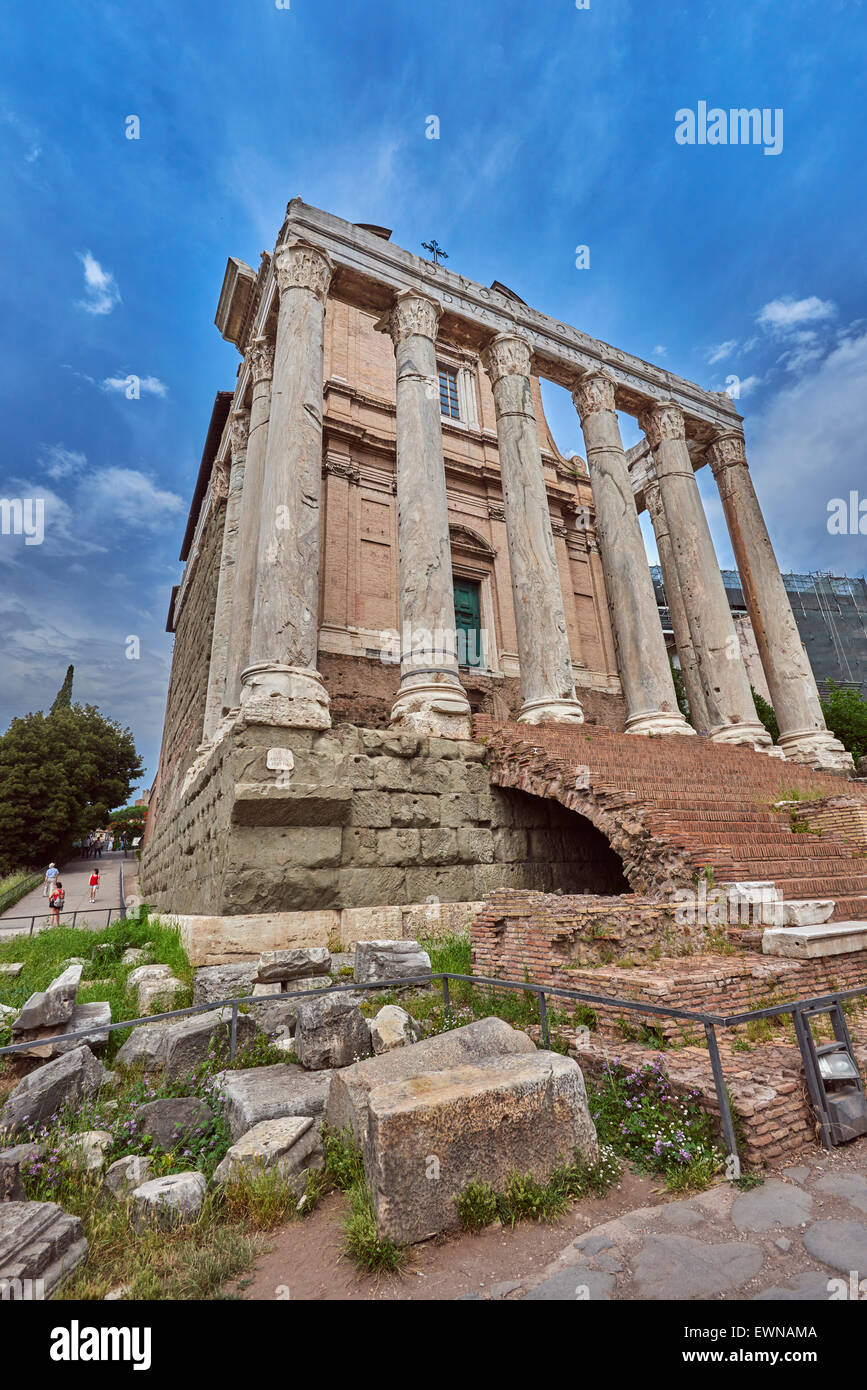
644;476;666;530
707;430;748;477
380;289;442;346
480;332;532;385
571;371;616;421
274;239;334;302
639;400;686;449
230;408;250;458
247;335;275;384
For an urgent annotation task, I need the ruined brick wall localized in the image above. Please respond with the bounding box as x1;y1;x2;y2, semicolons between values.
805;798;867;849
140;725;633;917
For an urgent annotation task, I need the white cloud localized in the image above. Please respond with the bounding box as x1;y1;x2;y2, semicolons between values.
101;374;168;398
731;374;762;397
757;295;836;334
38;444;88;480
92;469;184;527
742;326;867;575
652;345;667;358
75;251;121;316
706;339;738;365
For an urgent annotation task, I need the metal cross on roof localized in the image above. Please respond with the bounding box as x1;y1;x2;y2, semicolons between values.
422;238;448;266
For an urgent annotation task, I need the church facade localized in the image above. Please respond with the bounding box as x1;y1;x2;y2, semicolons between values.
140;201;852;950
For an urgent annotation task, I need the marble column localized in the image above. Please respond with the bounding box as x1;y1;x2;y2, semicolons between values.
379;289;472;738
481;332;584;724
203;409;249;740
572;373;692;736
644;476;711;733
241;241;333;729
640;401;773;750
224;336;274;713
708;430;854;771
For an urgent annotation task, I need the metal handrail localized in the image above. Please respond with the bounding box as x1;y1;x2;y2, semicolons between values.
3;964;866;1166
0;907;124;936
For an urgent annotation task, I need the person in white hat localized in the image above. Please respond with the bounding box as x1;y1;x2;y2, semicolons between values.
43;862;59;897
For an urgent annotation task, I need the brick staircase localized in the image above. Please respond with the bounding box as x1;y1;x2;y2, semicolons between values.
474;718;867;922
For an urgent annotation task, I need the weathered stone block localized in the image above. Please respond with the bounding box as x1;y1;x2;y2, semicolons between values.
369;1005;421;1055
373;760;413;791
346;791;393;828
212;1116;323;1186
132;1172;206;1231
115;1023;171;1073
342;827;379;865
377;828;421;866
163;1008;258;1081
214;1064;333;1141
364;1052;598;1244
457;827;495;864
257;947;332;983
327;1016;537;1142
176;910;337;967
63;1130;113;1174
13;963;82;1033
193;964;257;1006
440;793;481;827
139;1098;212;1149
390;793;441;828
0;1045;104;1139
0;1201;88;1296
105;1155;153;1199
13;1002;112;1060
336;867;407;908
294;994;372;1070
419;828;457;863
354;939;431;987
763;922;867;959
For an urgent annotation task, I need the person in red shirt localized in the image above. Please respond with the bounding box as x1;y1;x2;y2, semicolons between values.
89;869;100;903
49;881;65;925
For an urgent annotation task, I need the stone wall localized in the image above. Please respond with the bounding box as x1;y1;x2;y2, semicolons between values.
153;497;226;825
140;724;631;918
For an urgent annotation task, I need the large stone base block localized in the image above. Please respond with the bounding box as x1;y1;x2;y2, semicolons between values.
518;696;585;726
625;709;695;737
363;1051;598;1245
389;679;472;740
708;721;779;753
240;663;331;730
172;912;336;967
777;728;855;774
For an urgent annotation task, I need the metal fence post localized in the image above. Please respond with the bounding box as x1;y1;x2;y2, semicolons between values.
538;990;550;1048
442;975;451;1024
229;1004;238;1063
704;1023;739;1165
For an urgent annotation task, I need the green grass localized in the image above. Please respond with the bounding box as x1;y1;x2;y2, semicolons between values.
0;870;42;915
456;1148;622;1232
0;911;193;1060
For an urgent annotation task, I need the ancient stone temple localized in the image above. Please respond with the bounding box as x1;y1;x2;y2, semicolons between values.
141;200;855;955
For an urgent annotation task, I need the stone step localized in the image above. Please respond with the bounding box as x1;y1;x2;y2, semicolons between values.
762;921;867;959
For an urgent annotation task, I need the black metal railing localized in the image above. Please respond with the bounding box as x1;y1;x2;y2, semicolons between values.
3;967;866;1165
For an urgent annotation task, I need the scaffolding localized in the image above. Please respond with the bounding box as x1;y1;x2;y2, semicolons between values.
651;567;867;698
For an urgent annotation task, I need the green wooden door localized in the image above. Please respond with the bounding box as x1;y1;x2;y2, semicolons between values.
454;579;483;668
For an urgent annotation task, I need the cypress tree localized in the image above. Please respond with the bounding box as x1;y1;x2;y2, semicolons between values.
50;665;74;715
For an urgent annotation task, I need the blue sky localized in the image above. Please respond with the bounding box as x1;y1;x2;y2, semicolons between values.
1;0;865;791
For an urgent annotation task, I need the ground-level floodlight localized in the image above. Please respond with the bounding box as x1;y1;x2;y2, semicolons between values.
793;1000;867;1149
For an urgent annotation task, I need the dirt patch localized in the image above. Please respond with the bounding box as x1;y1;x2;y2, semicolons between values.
233;1168;666;1301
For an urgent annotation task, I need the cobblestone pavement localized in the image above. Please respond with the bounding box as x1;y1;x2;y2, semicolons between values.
505;1141;867;1301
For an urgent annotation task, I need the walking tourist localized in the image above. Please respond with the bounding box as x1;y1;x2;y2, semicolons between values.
43;862;59;897
48;880;65;925
89;868;100;903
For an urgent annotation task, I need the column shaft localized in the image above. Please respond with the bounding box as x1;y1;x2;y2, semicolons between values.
242;241;333;729
709;432;853;771
644;477;710;732
203;410;249;740
224;338;273;711
380;290;471;738
641;402;771;749
481;333;583;724
572;374;692;736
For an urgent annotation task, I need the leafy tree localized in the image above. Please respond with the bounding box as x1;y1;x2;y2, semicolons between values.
752;687;779;744
0;677;143;869
50;665;74;715
669;658;690;722
821;682;867;764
